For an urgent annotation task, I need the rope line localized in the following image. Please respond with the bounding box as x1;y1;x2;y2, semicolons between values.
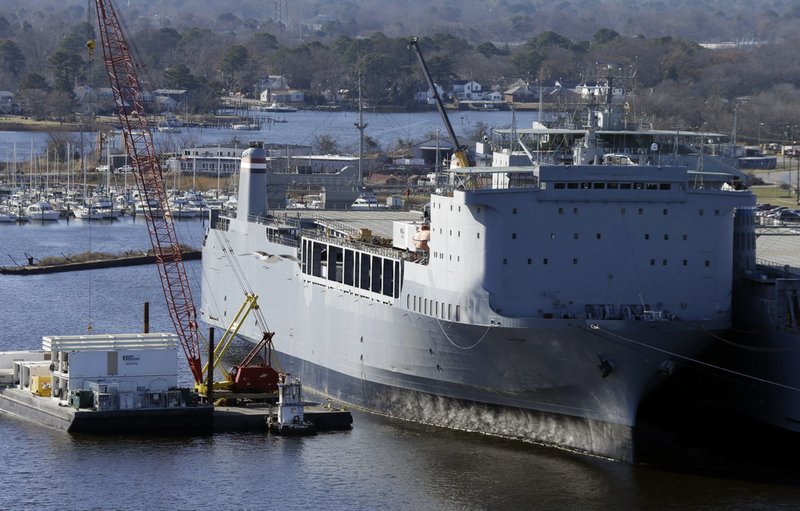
583;324;800;393
436;319;492;350
702;327;800;353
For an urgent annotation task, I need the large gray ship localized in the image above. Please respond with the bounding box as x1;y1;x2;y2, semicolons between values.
199;144;755;460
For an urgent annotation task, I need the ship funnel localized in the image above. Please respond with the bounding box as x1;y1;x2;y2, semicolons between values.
237;144;268;219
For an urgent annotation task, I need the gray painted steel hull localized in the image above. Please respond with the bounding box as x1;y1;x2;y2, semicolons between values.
201;226;722;461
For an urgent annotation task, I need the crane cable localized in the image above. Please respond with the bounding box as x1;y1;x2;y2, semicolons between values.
212;229;272;333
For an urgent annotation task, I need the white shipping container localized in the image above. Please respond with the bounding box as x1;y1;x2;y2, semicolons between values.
0;351;49;370
393;220;421;251
68;348;177;379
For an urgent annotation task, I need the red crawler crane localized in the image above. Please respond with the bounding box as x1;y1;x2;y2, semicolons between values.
93;0;204;384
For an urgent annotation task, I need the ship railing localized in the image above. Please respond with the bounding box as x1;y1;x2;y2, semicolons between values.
250;213;302;229
312;218;362;238
302;229;407;260
755;258;800;277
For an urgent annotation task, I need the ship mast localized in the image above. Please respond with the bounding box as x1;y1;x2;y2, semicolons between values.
354;76;367;187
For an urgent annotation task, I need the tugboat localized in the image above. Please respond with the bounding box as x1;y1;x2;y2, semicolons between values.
268;373;316;435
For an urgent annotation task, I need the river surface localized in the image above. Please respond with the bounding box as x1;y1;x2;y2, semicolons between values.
1;219;800;510
0;109;537;164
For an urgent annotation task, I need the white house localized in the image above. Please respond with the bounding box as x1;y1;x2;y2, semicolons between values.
257;75;290;91
414;84;446;105
452;80;485;100
264;88;305;104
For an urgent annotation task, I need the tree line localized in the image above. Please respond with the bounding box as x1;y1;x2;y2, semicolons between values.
2;3;800;144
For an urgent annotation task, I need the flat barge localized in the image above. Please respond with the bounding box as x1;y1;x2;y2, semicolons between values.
0;250;201;275
0;334;351;434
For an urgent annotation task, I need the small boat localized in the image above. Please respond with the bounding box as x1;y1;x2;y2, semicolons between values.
73;205;107;220
25;202;61;221
156;125;182;133
0;206;18;222
350;191;383;210
167;198;200;218
268;374;316;436
231;123;260;130
156;115;184;132
260;102;297;113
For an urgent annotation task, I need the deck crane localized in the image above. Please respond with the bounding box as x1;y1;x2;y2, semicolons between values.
408;37;470;169
93;0;204;384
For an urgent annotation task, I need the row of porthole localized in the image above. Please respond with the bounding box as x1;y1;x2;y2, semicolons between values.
551;182;673;191
499;257;712;267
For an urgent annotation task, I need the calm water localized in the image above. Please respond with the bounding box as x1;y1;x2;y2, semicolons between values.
0;109;537;164
1;219;800;510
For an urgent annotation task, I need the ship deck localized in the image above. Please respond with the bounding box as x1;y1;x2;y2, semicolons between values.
756;226;800;271
264;209;425;239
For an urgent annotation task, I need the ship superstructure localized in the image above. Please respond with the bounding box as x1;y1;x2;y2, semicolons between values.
200;143;755;460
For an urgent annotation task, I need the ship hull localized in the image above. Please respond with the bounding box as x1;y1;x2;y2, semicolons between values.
202;230;723;461
699;272;800;433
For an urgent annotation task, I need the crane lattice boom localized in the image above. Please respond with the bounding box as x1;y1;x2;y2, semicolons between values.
94;0;204;383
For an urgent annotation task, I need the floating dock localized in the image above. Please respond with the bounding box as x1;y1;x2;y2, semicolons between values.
0;386;213;433
0;250;201;275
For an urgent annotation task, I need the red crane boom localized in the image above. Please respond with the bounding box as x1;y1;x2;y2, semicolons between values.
93;0;204;383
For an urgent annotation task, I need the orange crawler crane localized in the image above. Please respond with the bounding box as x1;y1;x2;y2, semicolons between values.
93;0;203;384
